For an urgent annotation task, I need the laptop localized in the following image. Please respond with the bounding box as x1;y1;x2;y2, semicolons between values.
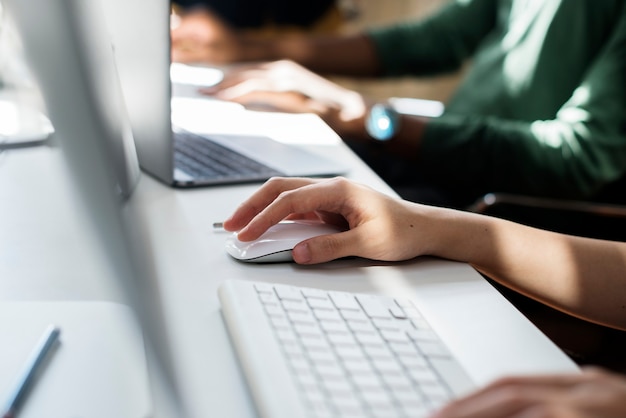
9;0;580;416
96;0;348;188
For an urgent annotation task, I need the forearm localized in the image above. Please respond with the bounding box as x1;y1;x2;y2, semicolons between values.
418;205;626;330
238;34;381;76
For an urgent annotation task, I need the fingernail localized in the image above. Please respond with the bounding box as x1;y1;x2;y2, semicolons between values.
236;227;247;239
293;243;312;264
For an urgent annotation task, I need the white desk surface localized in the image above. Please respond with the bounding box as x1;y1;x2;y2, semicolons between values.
0;110;578;417
0;301;152;418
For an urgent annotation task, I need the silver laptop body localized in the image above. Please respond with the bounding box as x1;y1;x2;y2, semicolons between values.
98;0;348;187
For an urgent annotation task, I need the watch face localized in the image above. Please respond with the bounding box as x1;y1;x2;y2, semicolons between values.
366;104;399;141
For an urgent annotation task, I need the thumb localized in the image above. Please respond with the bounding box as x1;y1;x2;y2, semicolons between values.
292;230;359;264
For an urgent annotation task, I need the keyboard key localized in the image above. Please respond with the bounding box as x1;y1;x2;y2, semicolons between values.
314;309;343;322
308;297;335;310
356;294;393;318
372;317;398;330
288;311;316;324
282;300;309;312
289;357;312;373
341;310;369;322
415;341;450;357
363;344;394;360
269;316;291;329
355;332;385;346
353;373;385;391
407;329;439;342
370;406;398;418
301;288;328;299
347;320;376;333
411;318;432;330
388;341;416;356
307;401;335;418
329;292;360;310
254;283;274;294
321;323;349;337
334;346;367;361
389;305;408;319
372;357;404;375
332;395;364;415
296;370;319;388
309;350;338;364
361;389;394;408
275;329;298;344
284;344;306;358
343;358;375;375
421;383;451;409
275;285;305;301
294;322;323;337
394;387;426;407
409;367;439;384
399;355;429;369
315;363;346;381
301;335;330;351
404;307;425;320
382;373;413;391
259;293;279;305
323;379;354;395
264;304;286;318
381;329;411;343
401;403;430;418
327;332;358;346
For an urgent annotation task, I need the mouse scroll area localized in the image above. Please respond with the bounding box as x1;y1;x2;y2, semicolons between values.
224;220;344;263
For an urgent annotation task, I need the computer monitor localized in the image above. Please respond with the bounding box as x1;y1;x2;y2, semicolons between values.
4;0;189;416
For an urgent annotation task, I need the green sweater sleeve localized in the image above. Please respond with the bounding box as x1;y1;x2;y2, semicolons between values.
367;0;498;76
419;14;626;199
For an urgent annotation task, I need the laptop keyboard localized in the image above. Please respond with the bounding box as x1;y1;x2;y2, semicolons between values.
174;130;283;181
219;280;473;418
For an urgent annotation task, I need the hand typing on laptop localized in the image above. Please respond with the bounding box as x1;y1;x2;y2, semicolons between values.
223;176;626;417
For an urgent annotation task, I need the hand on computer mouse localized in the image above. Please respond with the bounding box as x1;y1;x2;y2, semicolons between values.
222;176;442;264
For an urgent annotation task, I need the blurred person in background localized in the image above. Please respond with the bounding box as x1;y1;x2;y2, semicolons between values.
171;0;356;64
180;0;626;210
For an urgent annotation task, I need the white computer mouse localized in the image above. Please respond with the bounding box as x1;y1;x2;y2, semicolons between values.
225;219;344;263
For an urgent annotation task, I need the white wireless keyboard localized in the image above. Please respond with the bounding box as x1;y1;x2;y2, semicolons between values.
218;280;474;418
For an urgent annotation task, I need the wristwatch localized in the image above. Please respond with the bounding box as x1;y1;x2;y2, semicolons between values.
365;103;401;142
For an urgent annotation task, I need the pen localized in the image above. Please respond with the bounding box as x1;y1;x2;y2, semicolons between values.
2;325;61;418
